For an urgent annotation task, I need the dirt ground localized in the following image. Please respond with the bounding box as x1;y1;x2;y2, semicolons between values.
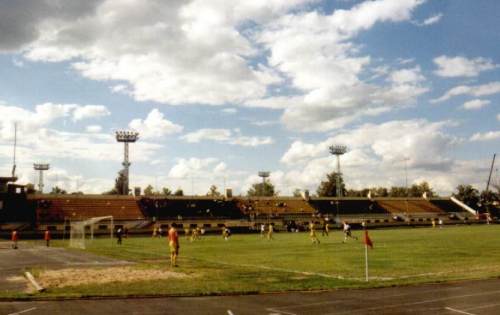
37;266;189;288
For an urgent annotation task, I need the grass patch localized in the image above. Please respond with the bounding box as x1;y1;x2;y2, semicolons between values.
5;225;500;298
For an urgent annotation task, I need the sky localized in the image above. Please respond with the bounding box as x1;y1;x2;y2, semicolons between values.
0;0;498;196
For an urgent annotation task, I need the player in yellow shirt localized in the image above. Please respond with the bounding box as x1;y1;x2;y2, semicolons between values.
309;222;320;244
267;223;274;240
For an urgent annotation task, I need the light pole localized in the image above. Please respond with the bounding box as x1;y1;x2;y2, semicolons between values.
329;145;347;197
115;130;139;195
258;171;270;196
34;163;50;193
403;157;410;222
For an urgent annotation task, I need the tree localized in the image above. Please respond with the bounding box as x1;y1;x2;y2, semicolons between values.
207;185;221;197
453;185;480;208
115;170;128;195
174;188;184;196
25;183;36;194
389;186;407;197
247;181;277;197
144;185;155;196
50;186;67;194
292;188;302;197
316;172;345;197
161;187;172;196
373;187;389;197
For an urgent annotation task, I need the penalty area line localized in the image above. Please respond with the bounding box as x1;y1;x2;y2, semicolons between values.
7;307;37;315
184;256;445;282
445;307;477;315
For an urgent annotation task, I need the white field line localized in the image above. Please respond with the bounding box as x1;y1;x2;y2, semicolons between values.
464;302;500;312
445;307;477;315
265;287;465;314
7;307;37;315
327;290;500;315
184;256;451;282
266;307;298;315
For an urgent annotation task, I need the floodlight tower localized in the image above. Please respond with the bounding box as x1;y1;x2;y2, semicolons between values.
329;145;347;197
34;163;50;193
115;130;139;195
258;171;270;195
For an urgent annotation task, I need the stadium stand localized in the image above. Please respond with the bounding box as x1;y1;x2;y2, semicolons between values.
30;195;144;223
376;199;445;214
138;196;242;220
309;198;389;215
430;198;470;213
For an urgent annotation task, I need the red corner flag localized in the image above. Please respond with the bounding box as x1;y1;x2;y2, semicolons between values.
363;230;373;249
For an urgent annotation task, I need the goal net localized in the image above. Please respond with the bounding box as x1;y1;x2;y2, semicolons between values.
69;216;114;249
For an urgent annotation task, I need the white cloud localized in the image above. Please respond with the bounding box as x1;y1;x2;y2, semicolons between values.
181;128;273;147
72;105;110;121
221;108;237;114
497;114;500;122
6;0;426;132
462;99;490;110
470;131;500;142
274;119;494;195
413;13;443;26
388;66;424;85
85;125;102;133
253;0;427;131
432;81;500;103
168;157;219;179
129;109;183;139
433;55;498;78
18;0;314;106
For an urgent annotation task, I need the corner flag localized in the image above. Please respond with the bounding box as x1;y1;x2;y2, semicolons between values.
363;230;373;249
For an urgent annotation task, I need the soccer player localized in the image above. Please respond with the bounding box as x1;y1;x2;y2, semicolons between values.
260;223;265;238
342;221;357;243
116;227;123;245
267;223;274;240
168;225;179;267
11;229;18;249
310;222;320;244
44;228;51;247
322;219;329;237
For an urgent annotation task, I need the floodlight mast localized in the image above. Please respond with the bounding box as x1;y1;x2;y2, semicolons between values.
115;131;139;195
34;163;50;193
258;171;270;195
329;145;347;198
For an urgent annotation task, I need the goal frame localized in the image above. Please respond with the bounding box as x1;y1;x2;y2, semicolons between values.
69;216;114;249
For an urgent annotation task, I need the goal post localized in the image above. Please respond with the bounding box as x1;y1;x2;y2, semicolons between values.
69;216;114;249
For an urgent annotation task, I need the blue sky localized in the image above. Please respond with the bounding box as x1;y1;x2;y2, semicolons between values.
0;0;498;195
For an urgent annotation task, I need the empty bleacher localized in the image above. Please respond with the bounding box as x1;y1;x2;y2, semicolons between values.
429;198;468;213
376;199;445;215
29;195;144;223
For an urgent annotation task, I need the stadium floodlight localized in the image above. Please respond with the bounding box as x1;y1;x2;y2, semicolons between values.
34;163;50;193
329;145;348;198
258;171;270;184
115;130;139;195
258;171;270;196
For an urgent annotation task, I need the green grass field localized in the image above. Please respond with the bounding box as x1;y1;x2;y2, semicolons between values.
31;225;500;297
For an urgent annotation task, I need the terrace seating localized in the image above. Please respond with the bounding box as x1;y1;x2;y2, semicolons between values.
31;195;144;222
139;197;243;220
430;199;469;213
376;199;444;214
238;198;315;217
309;198;388;215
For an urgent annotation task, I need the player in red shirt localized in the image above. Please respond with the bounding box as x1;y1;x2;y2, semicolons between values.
44;229;51;247
11;230;19;249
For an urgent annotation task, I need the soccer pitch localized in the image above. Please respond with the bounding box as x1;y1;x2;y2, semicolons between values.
38;225;500;297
